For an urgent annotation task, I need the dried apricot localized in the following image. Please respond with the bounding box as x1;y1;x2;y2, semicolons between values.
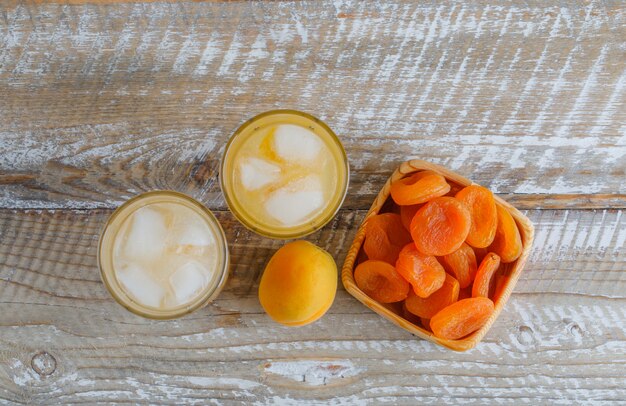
390;171;450;206
439;243;477;289
354;260;409;303
402;302;422;325
400;204;422;231
405;273;460;318
356;248;369;265
489;205;522;263
395;243;445;298
430;297;494;340
380;197;401;215
455;185;497;248
493;272;508;303
410;197;471;256
445;182;464;197
472;253;501;298
364;213;412;264
473;246;489;265
458;286;472;300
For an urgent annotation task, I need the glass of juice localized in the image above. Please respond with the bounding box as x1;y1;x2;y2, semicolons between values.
221;110;349;239
98;191;229;319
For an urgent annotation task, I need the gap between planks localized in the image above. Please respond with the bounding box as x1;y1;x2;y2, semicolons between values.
0;194;623;211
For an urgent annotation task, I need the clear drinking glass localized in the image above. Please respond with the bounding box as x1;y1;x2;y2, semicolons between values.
220;109;349;239
98;191;229;319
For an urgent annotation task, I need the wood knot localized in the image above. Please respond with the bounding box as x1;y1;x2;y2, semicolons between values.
563;318;583;339
31;352;56;376
189;159;217;186
516;325;536;346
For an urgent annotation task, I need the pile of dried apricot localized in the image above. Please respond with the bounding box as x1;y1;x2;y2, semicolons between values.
355;170;522;340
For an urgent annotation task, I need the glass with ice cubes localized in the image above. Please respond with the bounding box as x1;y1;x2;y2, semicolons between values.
98;191;229;319
221;110;349;238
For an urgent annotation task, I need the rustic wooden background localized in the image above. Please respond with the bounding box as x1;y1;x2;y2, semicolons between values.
1;0;625;404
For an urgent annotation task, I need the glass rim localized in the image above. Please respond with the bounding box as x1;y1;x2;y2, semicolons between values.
220;109;350;239
97;190;230;320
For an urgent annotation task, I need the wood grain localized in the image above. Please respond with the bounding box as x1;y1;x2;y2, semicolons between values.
1;0;625;209
0;209;625;404
2;0;625;403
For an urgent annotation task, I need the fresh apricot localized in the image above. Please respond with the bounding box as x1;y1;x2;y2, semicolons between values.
400;204;422;231
395;243;445;298
439;243;477;289
390;170;450;206
364;213;412;265
489;205;522;263
405;273;460;319
430;297;494;340
355;260;409;303
410;197;471;256
472;252;501;298
259;241;337;327
455;185;497;248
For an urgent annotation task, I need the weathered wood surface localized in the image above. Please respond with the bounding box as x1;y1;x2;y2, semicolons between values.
1;0;625;209
1;0;625;404
0;209;625;404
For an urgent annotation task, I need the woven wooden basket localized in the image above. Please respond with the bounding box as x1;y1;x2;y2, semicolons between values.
341;160;535;351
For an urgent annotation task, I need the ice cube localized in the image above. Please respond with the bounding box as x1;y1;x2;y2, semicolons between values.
116;263;166;308
174;215;214;247
169;261;208;305
264;175;325;225
239;157;281;191
273;124;323;162
123;207;167;261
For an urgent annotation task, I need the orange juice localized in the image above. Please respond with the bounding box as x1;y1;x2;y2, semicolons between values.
221;110;349;238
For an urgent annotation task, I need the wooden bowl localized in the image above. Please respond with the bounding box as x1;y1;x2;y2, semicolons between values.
341;160;534;351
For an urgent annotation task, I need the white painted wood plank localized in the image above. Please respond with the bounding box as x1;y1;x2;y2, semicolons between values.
0;1;624;209
0;208;624;403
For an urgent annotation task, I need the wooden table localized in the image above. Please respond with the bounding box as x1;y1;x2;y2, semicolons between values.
1;1;625;404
